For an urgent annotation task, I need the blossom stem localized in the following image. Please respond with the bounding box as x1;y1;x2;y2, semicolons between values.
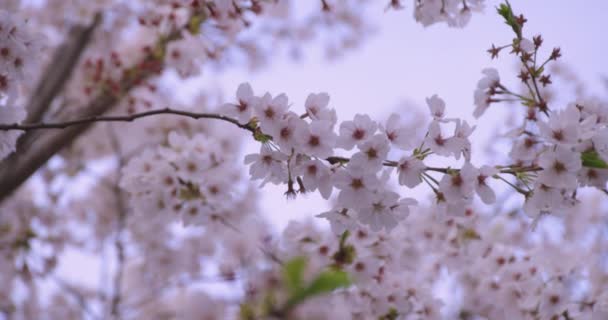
493;174;529;195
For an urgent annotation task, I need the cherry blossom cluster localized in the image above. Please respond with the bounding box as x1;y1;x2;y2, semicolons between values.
220;79;606;235
119;130;244;225
0;10;43;159
213;2;608;237
231;197;608;319
471;2;608;219
385;0;485;27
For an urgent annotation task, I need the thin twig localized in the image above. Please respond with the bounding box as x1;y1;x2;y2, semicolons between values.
52;276;100;320
107;126;128;320
0;108;254;133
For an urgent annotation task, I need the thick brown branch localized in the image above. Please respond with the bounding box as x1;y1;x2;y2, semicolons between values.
25;13;102;124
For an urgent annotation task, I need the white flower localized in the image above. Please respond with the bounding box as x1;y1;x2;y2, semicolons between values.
295;158;333;198
244;145;288;185
518;37;535;53
538;104;581;146
333;163;380;209
350;134;390;172
537;146;581;190
425;121;461;157
381;113;416;150
473;68;500;118
426;94;446;120
357;190;402;232
578;167;608;189
439;164;475;203
464;163;498;204
296;120;336;158
357;195;415;232
396;156;425;188
255;92;289;134
509;137;541;162
221;82;257;124
305;92;337;125
452;119;475;160
538;283;569;320
166;32;206;78
273;112;308;153
317;208;356;235
337;114;378;150
523;183;566;218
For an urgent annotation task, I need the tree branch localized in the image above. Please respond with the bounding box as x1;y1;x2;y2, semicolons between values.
0;108;254;133
25;13;102;124
107;127;127;320
0;28;184;203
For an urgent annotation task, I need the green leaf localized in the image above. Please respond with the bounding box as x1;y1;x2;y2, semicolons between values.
253;129;272;143
283;256;307;293
239;304;255;320
305;269;351;296
339;230;350;248
188;12;207;35
379;308;399;320
178;179;203;201
285;269;351;310
496;1;521;38
581;151;608;169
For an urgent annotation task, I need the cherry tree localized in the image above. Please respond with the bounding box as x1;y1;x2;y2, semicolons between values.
0;1;607;319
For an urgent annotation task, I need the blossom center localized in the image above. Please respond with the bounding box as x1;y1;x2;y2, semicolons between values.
307;164;318;175
552;161;566;173
280;127;291;139
353;128;365;140
552;130;564;141
366;148;378;159
262;155;273;165
434;135;445;146
451;174;463;187
238;100;248;112
264;108;275;119
372;202;385;213
308;135;320;147
350;178;364;189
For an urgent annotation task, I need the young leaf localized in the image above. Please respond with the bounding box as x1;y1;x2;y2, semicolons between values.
285;268;351;309
581;150;608;169
283;256;307;293
304;269;351;297
496;1;522;38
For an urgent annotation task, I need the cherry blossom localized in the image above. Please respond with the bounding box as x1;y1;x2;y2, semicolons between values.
297;119;336;158
334;163;381;209
221;82;257;124
473;68;500;118
381;113;416;150
537;146;581;190
337;114;378;150
397;155;425;188
305;92;337;125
